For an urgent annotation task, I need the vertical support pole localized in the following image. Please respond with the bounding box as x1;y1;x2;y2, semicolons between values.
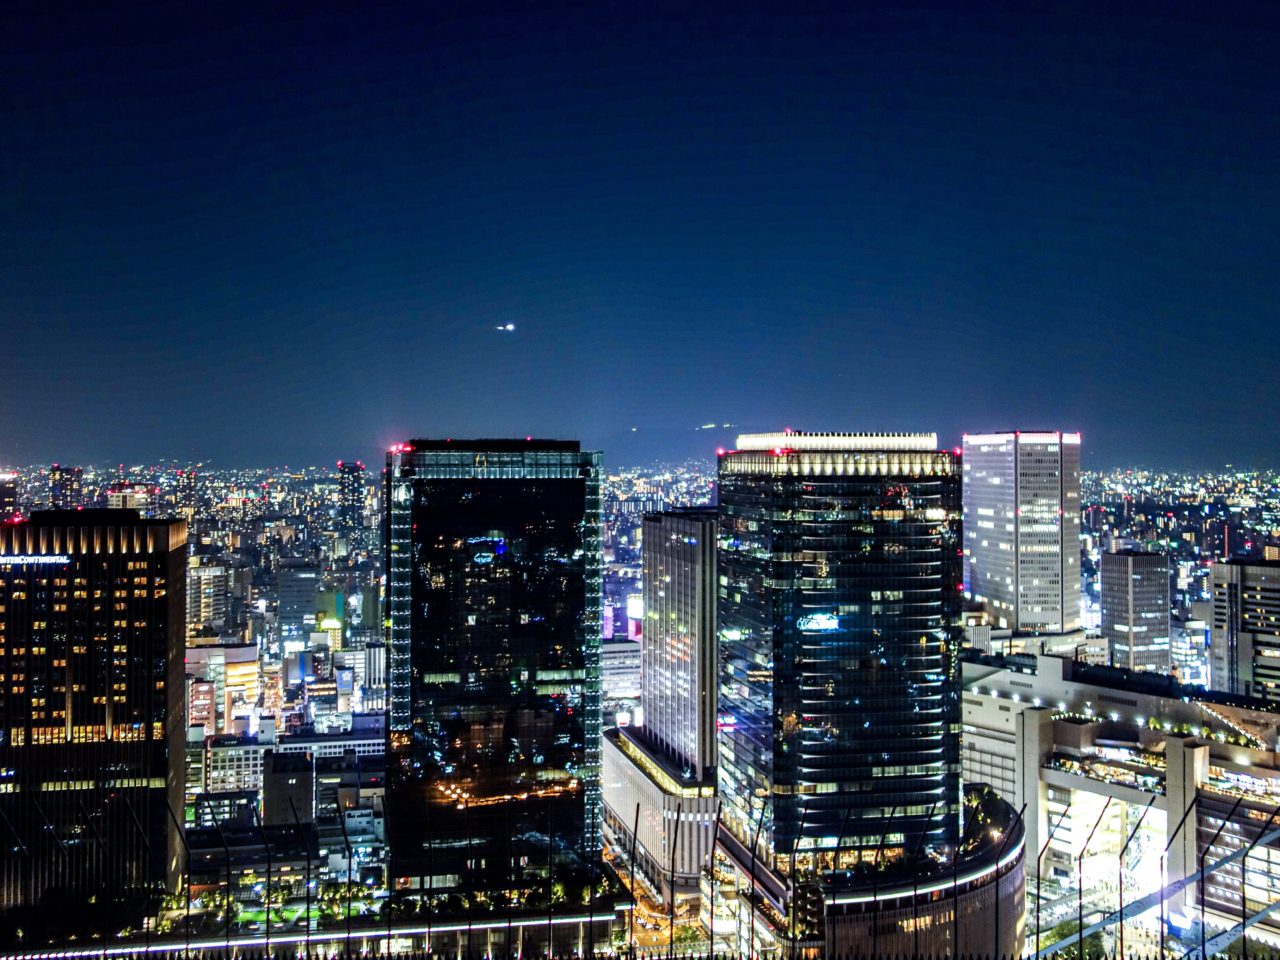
746;795;767;960
1117;796;1155;960
1036;800;1072;960
870;805;898;960
1077;798;1112;960
1239;802;1280;960
991;803;1025;960
335;800;355;953
250;803;273;953
911;801;940;960
289;798;312;960
163;799;192;960
789;803;810;960
668;801;683;960
1201;796;1244;960
629;801;640;960
952;798;983;959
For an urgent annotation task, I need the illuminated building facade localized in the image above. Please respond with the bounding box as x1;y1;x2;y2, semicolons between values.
47;463;84;510
0;510;186;911
601;509;718;904
385;439;602;894
962;431;1082;635
1101;549;1171;673
0;473;17;521
713;433;1021;956
175;468;197;522
640;508;718;778
336;460;367;553
1209;559;1280;700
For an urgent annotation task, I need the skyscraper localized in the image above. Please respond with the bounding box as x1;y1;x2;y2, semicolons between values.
962;431;1082;635
336;460;367;553
601;509;718;904
1101;549;1171;673
277;558;319;643
384;439;603;899
716;432;1023;956
0;473;18;521
0;510;186;913
47;463;84;510
640;508;718;778
175;468;198;522
1209;560;1280;699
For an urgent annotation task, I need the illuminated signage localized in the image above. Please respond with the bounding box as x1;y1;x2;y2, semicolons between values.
1;555;71;565
797;612;840;632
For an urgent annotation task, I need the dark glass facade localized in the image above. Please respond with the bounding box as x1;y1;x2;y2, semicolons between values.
0;510;186;916
385;440;602;894
716;437;962;886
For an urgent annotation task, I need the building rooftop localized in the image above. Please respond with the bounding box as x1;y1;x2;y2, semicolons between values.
734;431;939;452
393;438;582;453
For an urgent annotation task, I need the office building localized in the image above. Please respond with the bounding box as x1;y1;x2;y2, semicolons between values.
962;431;1082;635
385;439;603;897
0;473;17;521
1101;549;1171;673
602;509;718;904
640;509;718;777
106;483;159;517
186;556;230;637
47;464;84;509
336;460;367;553
1209;560;1280;699
0;510;186;911
175;468;197;522
277;558;319;642
713;432;1023;957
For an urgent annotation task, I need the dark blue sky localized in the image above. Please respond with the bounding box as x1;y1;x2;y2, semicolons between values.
4;2;1278;468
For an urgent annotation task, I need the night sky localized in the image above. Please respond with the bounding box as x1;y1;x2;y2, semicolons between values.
4;2;1279;468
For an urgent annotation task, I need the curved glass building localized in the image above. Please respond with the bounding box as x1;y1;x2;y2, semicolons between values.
714;433;1021;955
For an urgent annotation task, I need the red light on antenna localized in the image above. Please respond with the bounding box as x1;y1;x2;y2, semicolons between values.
525;436;533;441
716;447;726;456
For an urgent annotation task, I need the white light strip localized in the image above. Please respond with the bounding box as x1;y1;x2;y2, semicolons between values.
826;837;1025;906
736;432;938;452
0;911;623;960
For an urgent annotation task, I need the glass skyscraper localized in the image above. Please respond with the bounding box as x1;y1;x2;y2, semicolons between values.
384;439;602;896
716;432;964;945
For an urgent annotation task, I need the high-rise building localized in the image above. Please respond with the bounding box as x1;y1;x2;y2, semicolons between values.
601;509;718;904
0;473;18;521
0;510;186;911
176;468;198;522
186;557;231;638
277;558;319;642
47;463;84;509
1101;549;1171;672
639;508;718;778
962;431;1082;635
384;439;603;896
336;460;367;553
1209;560;1280;699
106;483;159;517
715;432;1023;957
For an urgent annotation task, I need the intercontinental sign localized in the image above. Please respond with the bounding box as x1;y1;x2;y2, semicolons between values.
0;555;72;565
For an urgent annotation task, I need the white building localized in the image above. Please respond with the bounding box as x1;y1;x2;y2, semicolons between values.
963;431;1082;635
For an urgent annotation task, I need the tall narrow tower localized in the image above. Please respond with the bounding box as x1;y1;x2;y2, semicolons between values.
384;439;603;896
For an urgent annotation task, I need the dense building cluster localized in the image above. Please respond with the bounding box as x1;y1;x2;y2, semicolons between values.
1;439;1280;957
